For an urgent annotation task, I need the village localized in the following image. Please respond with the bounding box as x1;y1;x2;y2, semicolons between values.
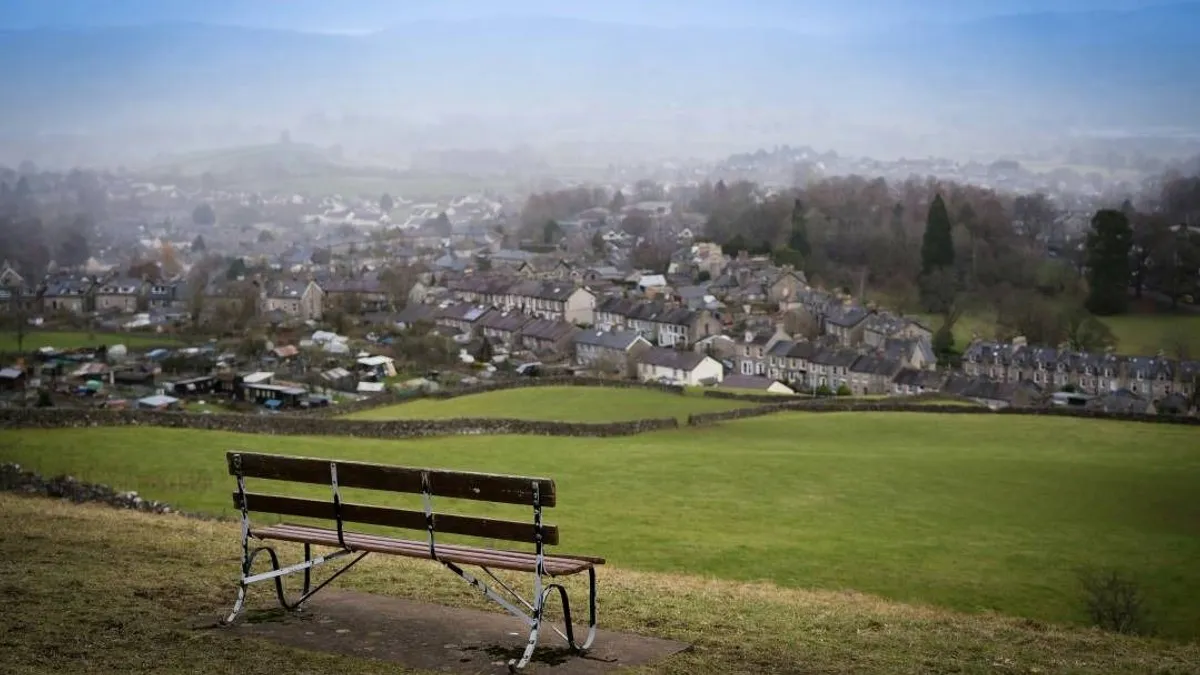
2;193;1196;416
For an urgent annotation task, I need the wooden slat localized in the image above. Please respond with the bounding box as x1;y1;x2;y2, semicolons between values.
227;452;556;507
233;492;559;545
252;524;593;576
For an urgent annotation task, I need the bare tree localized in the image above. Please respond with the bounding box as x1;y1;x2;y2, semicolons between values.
1012;192;1059;252
379;264;417;310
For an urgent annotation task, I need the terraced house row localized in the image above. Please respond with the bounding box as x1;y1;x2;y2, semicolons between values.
445;277;596;324
962;340;1200;399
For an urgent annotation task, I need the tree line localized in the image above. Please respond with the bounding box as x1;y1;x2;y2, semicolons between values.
0;168;103;278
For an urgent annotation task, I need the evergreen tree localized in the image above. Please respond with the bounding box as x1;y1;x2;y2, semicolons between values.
380;193;395;213
1084;208;1133;315
788;199;811;258
920;193;955;275
609;190;626;212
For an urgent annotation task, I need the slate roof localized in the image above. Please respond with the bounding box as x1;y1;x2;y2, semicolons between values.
573;329;646;351
638;347;707;371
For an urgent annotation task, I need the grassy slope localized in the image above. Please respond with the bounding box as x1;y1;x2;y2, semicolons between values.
2;495;1195;675
343;387;754;423
0;331;182;352
4;413;1199;637
903;311;1200;357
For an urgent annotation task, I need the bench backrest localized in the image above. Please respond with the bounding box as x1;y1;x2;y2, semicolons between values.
227;451;559;545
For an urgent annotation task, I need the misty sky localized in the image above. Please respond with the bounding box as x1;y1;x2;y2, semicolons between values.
0;0;1180;33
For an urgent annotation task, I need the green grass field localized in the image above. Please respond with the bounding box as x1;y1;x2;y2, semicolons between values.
343;386;754;422
0;330;182;352
4;412;1199;638
7;496;1192;674
904;310;1200;357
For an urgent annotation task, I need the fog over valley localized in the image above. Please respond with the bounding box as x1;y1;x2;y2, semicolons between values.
2;2;1199;169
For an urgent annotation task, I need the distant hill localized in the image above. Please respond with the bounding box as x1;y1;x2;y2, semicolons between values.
0;5;1197;162
145;142;348;177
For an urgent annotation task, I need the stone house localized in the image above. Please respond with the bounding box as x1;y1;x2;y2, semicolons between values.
594;297;721;347
435;303;490;336
823;303;871;346
573;329;652;377
765;267;809;304
962;340;1196;400
892;368;948;395
476;309;531;349
94;277;146;313
264;280;324;321
0;283;40;314
147;281;182;309
517;319;578;356
735;324;791;377
805;345;861;391
847;354;905;396
42;279;94;314
322;277;390;314
882;337;937;371
0;263;22;287
504;281;596;325
863;312;933;348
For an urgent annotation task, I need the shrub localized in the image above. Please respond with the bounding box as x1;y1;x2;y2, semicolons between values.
1077;567;1152;635
835;384;852;397
815;384;833;397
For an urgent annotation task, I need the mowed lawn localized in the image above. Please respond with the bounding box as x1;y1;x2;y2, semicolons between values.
0;330;181;352
4;413;1199;637
343;386;754;422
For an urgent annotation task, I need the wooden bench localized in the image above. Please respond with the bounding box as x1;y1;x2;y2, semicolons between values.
220;451;604;671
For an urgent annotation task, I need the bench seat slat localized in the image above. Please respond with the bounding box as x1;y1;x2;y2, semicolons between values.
228;452;556;507
234;492;560;545
252;524;599;576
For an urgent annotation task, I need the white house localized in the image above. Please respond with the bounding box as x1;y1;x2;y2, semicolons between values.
717;374;794;395
635;347;724;387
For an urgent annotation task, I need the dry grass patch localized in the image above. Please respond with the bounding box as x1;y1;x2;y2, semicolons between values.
2;494;1196;675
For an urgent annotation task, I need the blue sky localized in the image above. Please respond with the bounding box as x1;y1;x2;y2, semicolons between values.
0;0;1181;33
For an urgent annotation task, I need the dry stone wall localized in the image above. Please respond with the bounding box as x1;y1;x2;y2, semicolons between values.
686;400;1200;426
0;408;680;438
310;376;687;418
0;462;203;517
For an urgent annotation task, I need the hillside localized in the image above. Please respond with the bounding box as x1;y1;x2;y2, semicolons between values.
4;411;1199;638
2;494;1195;674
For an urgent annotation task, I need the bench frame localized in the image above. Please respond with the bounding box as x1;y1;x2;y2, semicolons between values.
219;451;598;671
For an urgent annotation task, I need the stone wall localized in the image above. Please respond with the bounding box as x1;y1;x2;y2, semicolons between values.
313;376;688;418
701;390;974;405
0;462;201;517
0;408;681;438
687;400;1200;426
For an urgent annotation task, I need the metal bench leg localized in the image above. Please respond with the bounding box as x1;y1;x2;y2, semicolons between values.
511;595;543;672
221;543;365;626
539;567;598;654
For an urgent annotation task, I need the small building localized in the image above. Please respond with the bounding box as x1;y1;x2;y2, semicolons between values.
357;355;397;379
718;374;794;395
636;347;724;387
242;383;308;407
0;366;26;390
136;394;181;410
573;329;652;377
